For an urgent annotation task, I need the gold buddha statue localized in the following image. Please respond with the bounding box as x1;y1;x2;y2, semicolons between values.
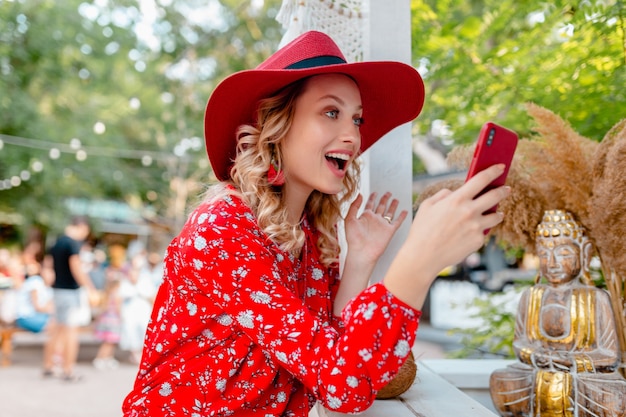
489;210;626;417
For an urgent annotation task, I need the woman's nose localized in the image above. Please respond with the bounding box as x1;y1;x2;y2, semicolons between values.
339;119;360;145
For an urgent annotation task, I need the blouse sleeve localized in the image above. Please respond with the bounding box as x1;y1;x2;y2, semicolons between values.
177;200;421;413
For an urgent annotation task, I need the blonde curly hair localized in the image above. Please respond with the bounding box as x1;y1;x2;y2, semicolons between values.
205;77;361;266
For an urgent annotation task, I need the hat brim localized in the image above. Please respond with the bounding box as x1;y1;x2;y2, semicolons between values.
204;61;425;181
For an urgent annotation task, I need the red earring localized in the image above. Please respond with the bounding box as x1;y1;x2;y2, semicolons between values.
267;160;285;186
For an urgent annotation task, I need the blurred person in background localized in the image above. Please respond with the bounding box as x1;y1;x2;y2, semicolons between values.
92;244;127;370
15;257;53;333
88;247;108;291
119;250;157;364
0;248;15;281
143;251;164;289
42;215;96;382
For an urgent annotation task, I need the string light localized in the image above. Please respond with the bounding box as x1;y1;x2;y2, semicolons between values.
0;133;179;161
0;133;196;191
0;159;40;191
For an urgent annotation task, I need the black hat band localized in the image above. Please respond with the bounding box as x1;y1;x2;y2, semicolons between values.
285;55;347;70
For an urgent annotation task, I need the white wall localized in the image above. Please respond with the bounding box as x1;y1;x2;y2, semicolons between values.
362;0;413;283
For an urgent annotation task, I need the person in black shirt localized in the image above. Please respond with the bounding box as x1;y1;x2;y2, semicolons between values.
42;216;96;381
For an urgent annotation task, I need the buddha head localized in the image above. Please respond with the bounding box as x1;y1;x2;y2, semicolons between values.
535;210;593;286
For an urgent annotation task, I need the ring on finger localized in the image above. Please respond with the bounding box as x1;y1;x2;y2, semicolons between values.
383;215;392;224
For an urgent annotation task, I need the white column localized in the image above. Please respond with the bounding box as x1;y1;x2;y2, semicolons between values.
361;0;413;283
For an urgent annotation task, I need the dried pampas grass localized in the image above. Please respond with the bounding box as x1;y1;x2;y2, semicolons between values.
492;163;546;254
522;103;598;227
490;104;597;252
586;119;626;371
589;120;626;276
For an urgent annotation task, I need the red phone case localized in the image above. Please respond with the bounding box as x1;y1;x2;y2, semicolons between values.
465;122;518;222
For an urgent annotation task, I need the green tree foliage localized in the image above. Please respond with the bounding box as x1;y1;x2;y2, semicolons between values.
447;287;524;359
2;0;624;241
0;0;283;239
411;0;626;148
410;0;626;360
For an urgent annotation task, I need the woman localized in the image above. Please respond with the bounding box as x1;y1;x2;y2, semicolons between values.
14;260;53;333
123;31;509;416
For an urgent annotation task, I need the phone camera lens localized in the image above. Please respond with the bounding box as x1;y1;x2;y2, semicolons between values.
487;128;495;146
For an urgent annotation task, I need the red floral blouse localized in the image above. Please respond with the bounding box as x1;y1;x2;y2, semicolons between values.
123;192;421;416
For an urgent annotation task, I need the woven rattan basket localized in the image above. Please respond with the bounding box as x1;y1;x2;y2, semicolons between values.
376;352;417;399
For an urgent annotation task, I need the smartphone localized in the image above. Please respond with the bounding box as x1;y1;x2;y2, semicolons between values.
465;122;518;221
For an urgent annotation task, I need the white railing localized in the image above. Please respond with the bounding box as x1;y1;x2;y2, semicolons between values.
311;359;513;417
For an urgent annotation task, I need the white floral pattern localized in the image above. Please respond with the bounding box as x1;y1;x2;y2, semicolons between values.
123;191;421;416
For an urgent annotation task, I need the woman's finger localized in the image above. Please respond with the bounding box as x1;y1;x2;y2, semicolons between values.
480;210;505;232
383;198;399;219
375;192;391;215
460;164;506;200
345;193;364;220
391;209;409;227
472;185;511;217
363;192;377;212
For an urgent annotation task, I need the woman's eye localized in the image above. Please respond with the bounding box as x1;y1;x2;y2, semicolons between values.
325;110;339;119
353;117;364;126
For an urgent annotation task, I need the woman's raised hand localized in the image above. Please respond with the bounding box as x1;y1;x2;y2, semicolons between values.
384;164;510;309
344;192;408;266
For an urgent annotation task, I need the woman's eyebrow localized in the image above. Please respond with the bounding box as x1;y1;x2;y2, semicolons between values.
318;94;363;111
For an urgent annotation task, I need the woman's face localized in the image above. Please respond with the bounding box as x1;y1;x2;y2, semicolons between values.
281;74;362;202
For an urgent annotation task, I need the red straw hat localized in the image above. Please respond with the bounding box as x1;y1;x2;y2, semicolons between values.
204;30;425;181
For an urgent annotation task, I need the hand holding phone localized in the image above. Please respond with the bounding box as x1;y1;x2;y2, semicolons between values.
465;122;518;229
